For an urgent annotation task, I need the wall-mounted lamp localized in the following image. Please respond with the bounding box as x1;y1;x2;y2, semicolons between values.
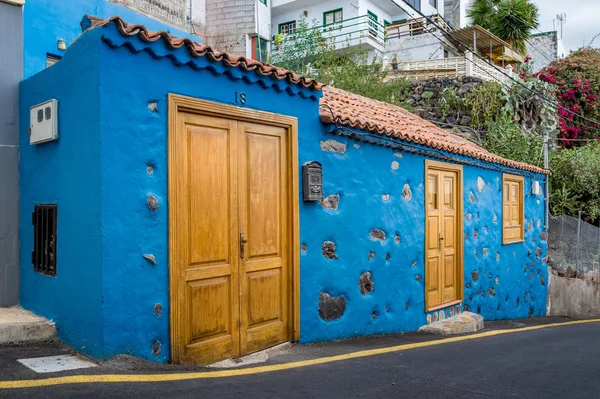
303;10;308;17
57;39;67;51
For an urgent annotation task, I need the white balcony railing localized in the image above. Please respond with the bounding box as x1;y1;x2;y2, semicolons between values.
391;54;518;85
271;15;386;56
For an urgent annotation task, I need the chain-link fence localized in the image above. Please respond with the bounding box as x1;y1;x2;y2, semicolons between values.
548;213;600;279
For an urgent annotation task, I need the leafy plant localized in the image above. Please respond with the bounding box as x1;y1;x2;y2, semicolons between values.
271;18;411;107
537;48;600;146
483;111;544;167
550;142;600;222
468;0;539;54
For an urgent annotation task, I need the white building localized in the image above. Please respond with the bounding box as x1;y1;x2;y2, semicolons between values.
525;31;567;72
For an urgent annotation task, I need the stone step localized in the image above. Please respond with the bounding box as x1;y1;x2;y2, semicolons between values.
0;307;56;344
418;311;484;335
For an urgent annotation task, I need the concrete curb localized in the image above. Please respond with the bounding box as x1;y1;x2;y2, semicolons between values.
0;307;56;344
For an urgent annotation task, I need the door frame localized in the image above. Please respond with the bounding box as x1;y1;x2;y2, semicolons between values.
167;94;300;364
423;160;464;312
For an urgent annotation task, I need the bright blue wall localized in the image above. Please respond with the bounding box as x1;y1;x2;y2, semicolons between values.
19;30;104;357
297;132;548;342
97;23;322;362
23;0;198;79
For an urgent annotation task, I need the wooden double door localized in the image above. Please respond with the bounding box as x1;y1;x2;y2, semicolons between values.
425;161;464;310
169;97;296;365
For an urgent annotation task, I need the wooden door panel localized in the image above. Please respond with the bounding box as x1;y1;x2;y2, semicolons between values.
248;269;282;325
238;122;290;356
189;124;231;265
188;277;231;343
246;133;281;258
174;113;240;365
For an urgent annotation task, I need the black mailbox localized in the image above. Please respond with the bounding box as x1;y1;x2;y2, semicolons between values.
302;161;323;201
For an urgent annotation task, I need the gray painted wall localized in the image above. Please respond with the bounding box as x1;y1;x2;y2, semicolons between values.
547;272;600;318
0;1;22;307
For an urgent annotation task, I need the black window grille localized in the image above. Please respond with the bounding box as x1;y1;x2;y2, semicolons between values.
32;204;57;276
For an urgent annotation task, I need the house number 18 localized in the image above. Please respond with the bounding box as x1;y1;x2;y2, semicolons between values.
235;91;247;105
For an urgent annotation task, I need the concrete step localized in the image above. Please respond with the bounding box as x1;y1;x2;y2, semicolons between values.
0;307;56;344
418;311;484;335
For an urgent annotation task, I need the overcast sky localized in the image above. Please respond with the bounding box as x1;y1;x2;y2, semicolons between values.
535;0;600;51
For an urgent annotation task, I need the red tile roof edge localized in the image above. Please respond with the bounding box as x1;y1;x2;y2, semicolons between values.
84;15;325;91
320;86;549;175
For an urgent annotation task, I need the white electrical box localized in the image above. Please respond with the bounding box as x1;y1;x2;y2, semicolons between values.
532;181;541;196
30;99;59;145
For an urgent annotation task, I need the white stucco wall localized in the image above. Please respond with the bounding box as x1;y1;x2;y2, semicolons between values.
526;32;564;72
256;0;271;38
271;0;360;37
384;32;446;61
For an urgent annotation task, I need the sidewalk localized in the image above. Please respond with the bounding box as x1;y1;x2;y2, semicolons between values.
0;315;578;382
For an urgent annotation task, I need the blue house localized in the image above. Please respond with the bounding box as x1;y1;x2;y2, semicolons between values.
19;15;549;365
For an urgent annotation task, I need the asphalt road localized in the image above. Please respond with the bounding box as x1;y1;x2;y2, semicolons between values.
1;320;599;398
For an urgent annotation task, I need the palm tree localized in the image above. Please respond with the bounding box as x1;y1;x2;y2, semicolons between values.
468;0;539;54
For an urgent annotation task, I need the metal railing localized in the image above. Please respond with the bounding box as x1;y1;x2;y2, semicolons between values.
548;213;600;280
389;54;517;85
385;14;452;40
271;14;387;55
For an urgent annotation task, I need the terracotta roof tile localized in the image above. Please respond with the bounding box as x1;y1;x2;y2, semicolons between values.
83;15;324;91
320;86;548;175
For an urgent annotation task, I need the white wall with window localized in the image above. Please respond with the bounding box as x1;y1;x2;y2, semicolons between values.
271;0;360;38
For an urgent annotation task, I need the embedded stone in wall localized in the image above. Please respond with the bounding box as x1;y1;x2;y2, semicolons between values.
152;340;161;357
154;304;162;316
147;165;154;175
528;220;533;231
143;254;157;265
393;152;403;158
466;213;472;221
540;277;545;286
536;247;542;258
321;194;340;210
370;229;386;241
320;139;346;153
496;252;500;261
477;177;485;193
147;101;158;112
537;218;542;229
359;271;374;295
402;184;412;201
415;275;422;281
385;253;391;261
483;247;489;257
469;191;477;203
301;243;307;253
318;292;346;321
495;276;499;285
472;270;479;282
473;229;479;239
394;234;401;244
368;251;375;261
322;241;338;259
488;288;496;297
382;194;390;201
147;194;159;211
391;161;400;170
493;214;498;223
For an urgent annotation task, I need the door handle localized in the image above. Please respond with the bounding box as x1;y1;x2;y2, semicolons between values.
240;231;248;259
438;234;444;250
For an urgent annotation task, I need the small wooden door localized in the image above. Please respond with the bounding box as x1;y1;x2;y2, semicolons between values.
425;161;463;310
169;98;295;365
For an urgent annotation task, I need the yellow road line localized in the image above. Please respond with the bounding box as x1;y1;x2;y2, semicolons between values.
1;318;599;389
